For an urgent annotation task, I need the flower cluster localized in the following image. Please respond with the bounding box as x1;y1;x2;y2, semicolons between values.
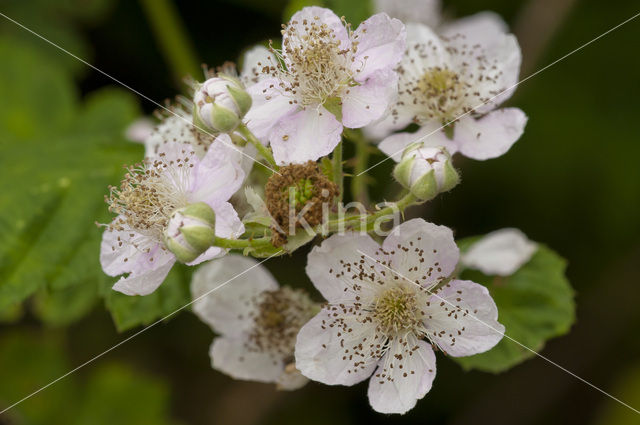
100;3;538;414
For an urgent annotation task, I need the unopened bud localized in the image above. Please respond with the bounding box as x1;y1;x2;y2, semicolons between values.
164;202;216;263
193;75;252;134
393;144;459;201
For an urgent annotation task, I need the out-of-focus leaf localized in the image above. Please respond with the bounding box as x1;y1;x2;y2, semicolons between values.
0;39;142;323
0;331;180;425
593;363;640;425
452;239;575;373
283;0;372;25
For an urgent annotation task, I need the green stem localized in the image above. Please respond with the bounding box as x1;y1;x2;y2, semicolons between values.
332;140;343;201
345;129;370;205
325;192;418;232
213;236;273;250
237;123;278;169
139;0;201;83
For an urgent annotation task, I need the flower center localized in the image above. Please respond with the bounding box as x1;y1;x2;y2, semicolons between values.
412;67;468;122
274;16;357;107
373;286;421;335
247;287;317;356
106;154;193;239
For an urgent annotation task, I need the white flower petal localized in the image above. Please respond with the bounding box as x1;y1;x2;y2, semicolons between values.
270;107;342;165
382;218;459;284
342;69;398;129
295;308;381;386
378;121;456;161
112;258;175;296
367;338;436;414
373;0;441;27
462;228;537;276
240;45;277;86
352;13;406;81
276;366;309;391
440;12;508;45
210;336;284;383
425;279;504;357
285;7;350;52
453;108;527;160
191;254;278;335
245;78;297;140
306;232;382;303
190;141;245;205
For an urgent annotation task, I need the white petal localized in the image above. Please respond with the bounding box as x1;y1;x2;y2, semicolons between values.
441;12;508;45
190;141;245;204
245;78;297;140
378;121;457;161
211;336;284;383
191;254;278;335
425;279;504;357
452;108;527;160
367;338;436;414
270;107;342;165
112;258;175;296
285;7;350;52
352;13;406;81
240;45;277;86
276;366;309;390
382;218;459;285
295;308;381;386
342;69;398;129
462;228;537;276
373;0;441;27
306;232;382;303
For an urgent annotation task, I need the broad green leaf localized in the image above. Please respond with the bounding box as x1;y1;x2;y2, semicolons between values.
0;39;142;323
452;239;575;373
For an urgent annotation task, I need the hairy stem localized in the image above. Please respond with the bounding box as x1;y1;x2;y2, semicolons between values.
332;140;344;201
236;123;279;169
345;129;370;205
213;236;274;249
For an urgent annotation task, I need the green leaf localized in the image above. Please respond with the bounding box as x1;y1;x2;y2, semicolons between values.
0;39;142;323
452;239;576;373
283;0;373;26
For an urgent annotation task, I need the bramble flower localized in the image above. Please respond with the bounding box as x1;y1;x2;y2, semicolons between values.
244;6;406;165
193;74;252;134
377;20;527;161
100;142;245;295
192;255;319;390
462;228;538;276
296;218;504;414
392;144;459;201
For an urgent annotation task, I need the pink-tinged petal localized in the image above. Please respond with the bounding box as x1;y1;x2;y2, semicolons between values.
112;258;175;296
191;255;278;335
462;228;537;276
240;45;277;86
306;232;382;303
295;308;381;385
352;13;406;81
285;7;350;53
382;218;459;284
378;121;457;161
245;78;297;140
342;69;398;128
453;108;527;160
190;141;245;205
441;11;508;44
211;336;284;383
362;108;413;142
404;23;449;71
425;279;505;357
373;0;441;27
270;107;342;165
367;338;436;414
188;202;244;265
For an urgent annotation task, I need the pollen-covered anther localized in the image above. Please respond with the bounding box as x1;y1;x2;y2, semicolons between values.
105;154;193;239
372;286;423;335
246;287;316;356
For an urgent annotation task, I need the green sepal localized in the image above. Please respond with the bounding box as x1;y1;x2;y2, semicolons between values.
165;237;199;264
210;103;240;133
410;169;438;201
323;97;343;122
227;83;253;116
180;202;216;227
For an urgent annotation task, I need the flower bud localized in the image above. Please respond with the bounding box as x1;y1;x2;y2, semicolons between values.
393;144;459;201
193;75;252;134
164;202;216;263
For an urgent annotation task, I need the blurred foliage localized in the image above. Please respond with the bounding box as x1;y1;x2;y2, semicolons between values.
283;0;373;24
453;239;575;373
0;331;180;425
593;363;640;425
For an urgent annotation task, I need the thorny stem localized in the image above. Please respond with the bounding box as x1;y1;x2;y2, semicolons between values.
332;140;344;201
236;123;279;169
